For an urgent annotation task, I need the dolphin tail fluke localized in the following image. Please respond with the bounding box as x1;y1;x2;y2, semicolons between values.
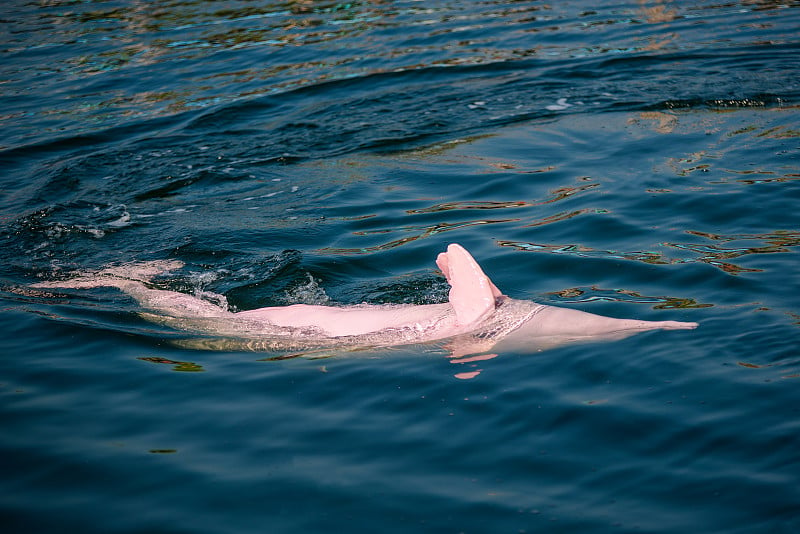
436;243;502;327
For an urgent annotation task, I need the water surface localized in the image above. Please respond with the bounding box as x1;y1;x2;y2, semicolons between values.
1;1;799;532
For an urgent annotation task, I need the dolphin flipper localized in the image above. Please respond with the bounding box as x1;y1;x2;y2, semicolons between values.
437;243;500;327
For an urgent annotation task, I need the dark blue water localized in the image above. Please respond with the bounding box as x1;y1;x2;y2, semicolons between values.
2;1;799;532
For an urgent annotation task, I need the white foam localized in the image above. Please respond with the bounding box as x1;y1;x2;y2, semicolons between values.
546;98;572;111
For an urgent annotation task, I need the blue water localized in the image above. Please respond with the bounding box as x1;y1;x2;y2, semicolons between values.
2;1;799;532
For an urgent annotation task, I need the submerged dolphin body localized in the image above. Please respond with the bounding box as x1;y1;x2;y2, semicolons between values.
32;244;697;356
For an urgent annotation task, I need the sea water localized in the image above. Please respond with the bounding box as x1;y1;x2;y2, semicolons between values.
1;1;799;532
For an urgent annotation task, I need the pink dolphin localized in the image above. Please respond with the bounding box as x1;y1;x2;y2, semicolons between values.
31;244;697;355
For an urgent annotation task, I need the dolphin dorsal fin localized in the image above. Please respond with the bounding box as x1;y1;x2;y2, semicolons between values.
436;243;503;327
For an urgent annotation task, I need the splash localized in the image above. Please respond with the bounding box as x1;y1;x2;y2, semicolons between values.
281;274;331;306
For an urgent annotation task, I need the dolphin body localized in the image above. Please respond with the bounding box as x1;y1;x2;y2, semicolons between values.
31;244;697;355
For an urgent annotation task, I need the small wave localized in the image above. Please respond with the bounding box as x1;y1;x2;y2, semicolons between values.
9;203;134;257
545;286;712;309
499;230;800;277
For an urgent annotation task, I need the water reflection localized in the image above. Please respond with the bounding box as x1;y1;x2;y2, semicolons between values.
406;183;600;214
638;1;677;24
545;286;712;309
628;111;678;133
7;0;796;149
499;230;800;276
407;201;531;214
319;218;519;254
138;355;205;372
320;178;607;254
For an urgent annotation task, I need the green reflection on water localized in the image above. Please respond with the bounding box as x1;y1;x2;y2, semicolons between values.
138;356;205;372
